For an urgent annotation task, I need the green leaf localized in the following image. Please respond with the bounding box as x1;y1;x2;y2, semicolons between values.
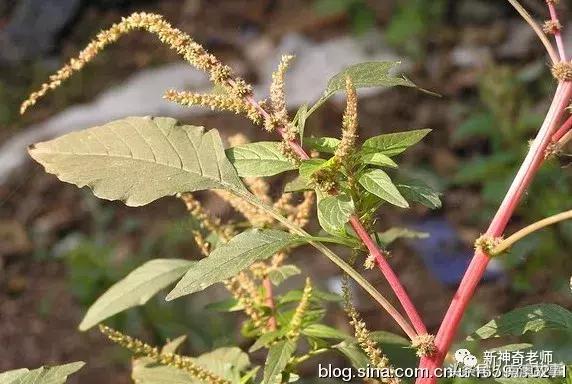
377;227;429;246
263;340;296;384
226;142;297;177
79;259;194;331
249;330;284;352
362;129;431;157
0;369;29;384
301;324;349;340
268;265;301;286
332;341;370;369
161;335;188;354
467;304;572;341
166;230;303;300
308;61;416;117
361;152;398;168
299;159;328;179
205;298;244;312
358;169;409;208
29;116;245;207
195;348;250;383
495;378;554;384
278;289;342;305
0;362;84;384
326;61;415;94
317;194;354;235
284;176;312;193
293;104;308;144
303;137;340;154
397;182;442;209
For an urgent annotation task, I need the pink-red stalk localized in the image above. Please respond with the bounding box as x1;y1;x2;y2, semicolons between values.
416;81;572;383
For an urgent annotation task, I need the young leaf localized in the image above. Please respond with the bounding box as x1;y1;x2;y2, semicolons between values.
226;142;297;177
284;176;312;193
268;265;301;286
362;129;431;157
317;194;355;235
263;340;296;384
397;182;442;209
0;362;84;384
161;335;188;354
166;230;304;300
466;304;572;341
377;227;429;247
361;152;398;168
303;137;341;154
249;330;284;353
308;61;415;117
299;159;328;179
79;259;194;331
28;117;245;207
326;61;415;94
293;104;308;144
358;169;409;208
301;324;349;340
205;298;244;312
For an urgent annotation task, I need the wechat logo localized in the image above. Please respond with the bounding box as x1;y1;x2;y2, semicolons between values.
454;349;478;367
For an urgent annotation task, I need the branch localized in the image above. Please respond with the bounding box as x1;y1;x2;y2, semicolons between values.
492;209;572;255
547;0;567;60
507;0;560;64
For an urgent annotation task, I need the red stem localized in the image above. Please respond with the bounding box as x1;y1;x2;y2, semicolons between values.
263;277;278;331
416;81;572;383
547;1;567;61
551;113;572;142
349;216;427;335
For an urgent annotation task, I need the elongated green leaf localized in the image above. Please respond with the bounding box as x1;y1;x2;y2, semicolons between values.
358;169;409;208
308;61;416;117
293;104;308;144
284;176;311;193
29;116;245;207
362;129;431;157
361;152;398;168
397;182;442;209
317;194;354;235
205;298;244;312
326;62;415;94
301;324;349;340
79;259;194;331
1;362;84;384
226;142;297;177
303;137;340;154
467;304;572;341
377;227;428;246
268;265;301;286
249;330;284;352
263;340;296;384
167;230;303;300
299;159;328;179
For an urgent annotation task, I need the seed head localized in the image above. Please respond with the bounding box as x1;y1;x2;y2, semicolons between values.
551;62;572;82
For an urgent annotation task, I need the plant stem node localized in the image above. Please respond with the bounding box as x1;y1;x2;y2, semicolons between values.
411;334;437;357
